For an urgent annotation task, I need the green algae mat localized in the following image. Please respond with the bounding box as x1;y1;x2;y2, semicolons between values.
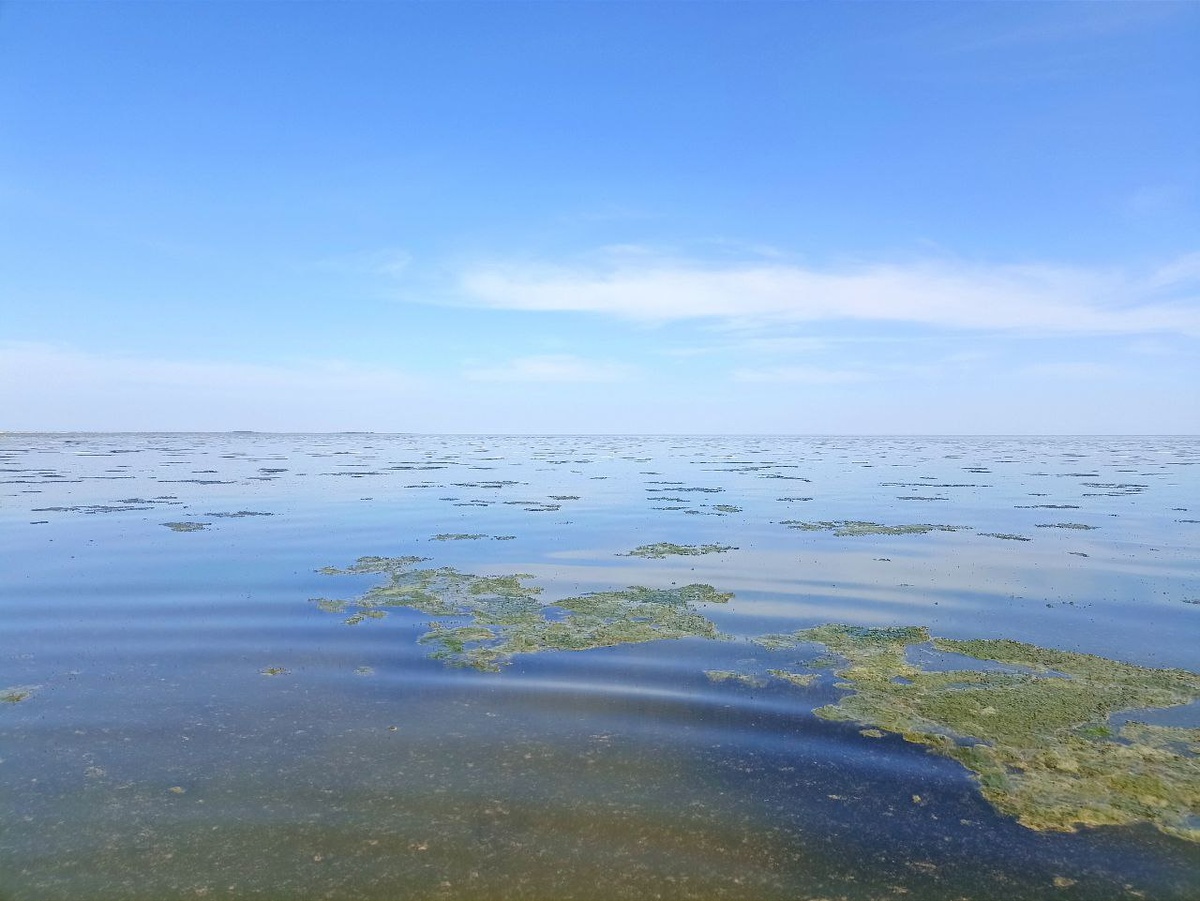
316;558;1200;845
760;625;1200;843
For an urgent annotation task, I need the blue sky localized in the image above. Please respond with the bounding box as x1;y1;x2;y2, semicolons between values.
1;1;1197;433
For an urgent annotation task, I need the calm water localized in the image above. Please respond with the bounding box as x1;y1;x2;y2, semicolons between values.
1;433;1197;900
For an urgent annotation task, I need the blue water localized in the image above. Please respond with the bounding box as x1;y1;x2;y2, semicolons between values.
1;434;1197;900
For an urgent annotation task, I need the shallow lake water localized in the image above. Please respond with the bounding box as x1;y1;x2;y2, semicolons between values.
1;433;1197;900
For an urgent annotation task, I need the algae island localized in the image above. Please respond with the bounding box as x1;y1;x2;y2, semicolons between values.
754;624;1200;843
621;542;737;558
314;555;732;671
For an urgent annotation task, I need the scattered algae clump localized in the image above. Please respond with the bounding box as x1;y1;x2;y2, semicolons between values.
706;670;767;687
780;521;966;536
162;521;209;532
621;543;737;559
758;624;1200;842
317;556;732;671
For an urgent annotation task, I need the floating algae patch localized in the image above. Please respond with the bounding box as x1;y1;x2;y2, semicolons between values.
620;542;737;559
162;521;210;532
755;624;1200;842
502;500;561;512
2;686;36;704
780;520;968;536
315;556;732;671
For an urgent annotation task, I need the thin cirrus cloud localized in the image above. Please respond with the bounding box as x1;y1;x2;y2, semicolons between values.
457;253;1200;335
1018;361;1121;380
732;365;871;385
462;354;637;384
0;343;424;430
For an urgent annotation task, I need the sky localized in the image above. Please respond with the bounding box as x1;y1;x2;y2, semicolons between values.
1;1;1197;434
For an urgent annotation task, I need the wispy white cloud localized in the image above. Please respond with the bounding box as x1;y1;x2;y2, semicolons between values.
0;342;418;391
313;247;413;278
456;252;1200;335
951;3;1182;52
1124;184;1188;221
0;342;424;431
732;365;870;385
1144;251;1200;291
462;354;637;384
1019;362;1121;380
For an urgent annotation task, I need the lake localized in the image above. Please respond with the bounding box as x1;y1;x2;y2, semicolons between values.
2;433;1197;900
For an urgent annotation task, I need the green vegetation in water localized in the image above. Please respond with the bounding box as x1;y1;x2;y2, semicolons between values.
621;542;737;559
780;520;967;536
1035;522;1097;530
259;666;290;676
502;500;561;512
429;533;516;542
706;670;767;687
768;669;820;687
755;624;1200;842
1;686;35;704
316;556;732;671
979;532;1032;541
162;521;209;532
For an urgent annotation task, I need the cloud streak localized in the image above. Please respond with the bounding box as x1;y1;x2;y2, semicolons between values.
0;343;425;431
458;253;1200;335
732;365;870;385
463;354;636;384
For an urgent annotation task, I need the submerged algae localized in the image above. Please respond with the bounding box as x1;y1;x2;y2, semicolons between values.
317;556;732;671
757;624;1200;842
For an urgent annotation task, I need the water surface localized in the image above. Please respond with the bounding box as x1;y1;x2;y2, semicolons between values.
2;434;1197;899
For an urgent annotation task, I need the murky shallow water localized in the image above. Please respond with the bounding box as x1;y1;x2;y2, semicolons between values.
1;434;1197;900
